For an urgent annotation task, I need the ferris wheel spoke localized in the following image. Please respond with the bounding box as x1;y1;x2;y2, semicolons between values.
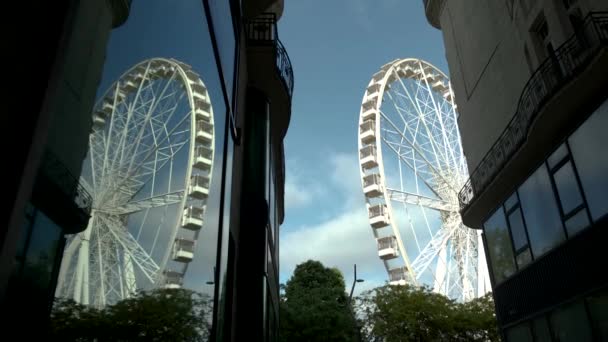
381;136;443;199
380;110;451;192
386;188;457;212
102;191;184;215
99;216;160;284
411;226;455;278
389;77;454;177
123;83;186;176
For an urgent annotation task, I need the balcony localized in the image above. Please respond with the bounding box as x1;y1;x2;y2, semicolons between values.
388;266;408;285
360;145;378;169
182;206;204;230
423;0;446;29
459;12;608;219
368;204;390;228
31;151;93;234
377;236;399;260
363;173;383;197
245;13;294;99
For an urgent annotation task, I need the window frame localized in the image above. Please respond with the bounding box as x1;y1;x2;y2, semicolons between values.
545;142;592;239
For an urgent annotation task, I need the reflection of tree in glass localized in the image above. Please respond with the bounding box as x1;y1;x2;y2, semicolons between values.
484;211;517;284
486;228;517;283
50;288;213;341
23;250;54;291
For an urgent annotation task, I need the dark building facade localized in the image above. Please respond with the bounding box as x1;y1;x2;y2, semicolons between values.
424;0;607;340
1;1;291;341
1;0;131;330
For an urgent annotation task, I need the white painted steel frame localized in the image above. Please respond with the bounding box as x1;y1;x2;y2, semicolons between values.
56;58;215;307
358;58;491;301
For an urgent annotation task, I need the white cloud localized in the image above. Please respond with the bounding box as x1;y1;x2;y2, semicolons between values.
284;177;316;209
283;159;327;210
280;206;386;293
280;151;388;295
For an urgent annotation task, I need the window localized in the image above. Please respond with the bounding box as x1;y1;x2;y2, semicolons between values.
569;101;608;221
532;317;552;342
507;207;532;268
586;289;608;341
553;162;584;215
483;208;516;283
546;142;591;237
10;205;64;309
518;165;565;257
48;2;236;340
506;322;533;342
550;301;593;342
207;0;237;109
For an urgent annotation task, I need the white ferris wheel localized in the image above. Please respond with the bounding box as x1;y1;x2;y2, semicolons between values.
56;58;215;307
358;58;491;301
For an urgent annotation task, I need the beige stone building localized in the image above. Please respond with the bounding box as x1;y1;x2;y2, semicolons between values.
425;0;608;340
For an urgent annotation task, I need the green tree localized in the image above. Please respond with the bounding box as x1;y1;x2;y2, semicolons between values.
49;288;213;341
357;284;499;342
280;260;358;342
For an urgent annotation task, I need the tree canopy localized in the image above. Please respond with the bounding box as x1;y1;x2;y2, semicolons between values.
280;260;359;342
357;284;499;342
49;288;212;341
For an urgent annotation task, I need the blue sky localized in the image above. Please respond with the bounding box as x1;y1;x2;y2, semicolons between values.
277;0;449;293
90;0;450;297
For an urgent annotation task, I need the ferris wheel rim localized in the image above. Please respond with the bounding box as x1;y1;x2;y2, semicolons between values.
58;57;216;305
358;58;462;289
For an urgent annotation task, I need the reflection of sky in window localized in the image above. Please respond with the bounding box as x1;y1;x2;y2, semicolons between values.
80;0;228;296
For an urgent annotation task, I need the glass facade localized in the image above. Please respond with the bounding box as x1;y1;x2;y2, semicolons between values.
586;289;608;341
483;100;606;285
45;1;241;340
568;99;608;221
532;317;552;342
518;165;565;257
505;287;607;342
550;301;593;342
483;208;516;283
9;203;65;316
506;322;533;342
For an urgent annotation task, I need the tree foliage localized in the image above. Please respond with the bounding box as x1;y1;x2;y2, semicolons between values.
357;284;499;342
49;288;212;341
280;260;358;342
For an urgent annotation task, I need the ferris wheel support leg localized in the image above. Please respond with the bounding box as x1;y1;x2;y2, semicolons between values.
74;218;93;304
124;251;136;297
477;230;491;297
433;247;448;295
55;235;81;297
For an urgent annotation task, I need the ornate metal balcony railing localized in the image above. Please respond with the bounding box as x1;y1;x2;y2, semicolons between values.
244;13;294;99
39;150;93;216
458;12;608;212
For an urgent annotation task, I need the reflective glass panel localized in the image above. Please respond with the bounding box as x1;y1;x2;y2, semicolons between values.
518;165;565;257
564;209;590;237
550;301;593;342
569;101;608;221
483;208;516;283
553;161;584;215
586;289;608;342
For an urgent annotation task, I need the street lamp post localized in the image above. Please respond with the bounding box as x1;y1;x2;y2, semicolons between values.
348;264;364;306
348;264;365;342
